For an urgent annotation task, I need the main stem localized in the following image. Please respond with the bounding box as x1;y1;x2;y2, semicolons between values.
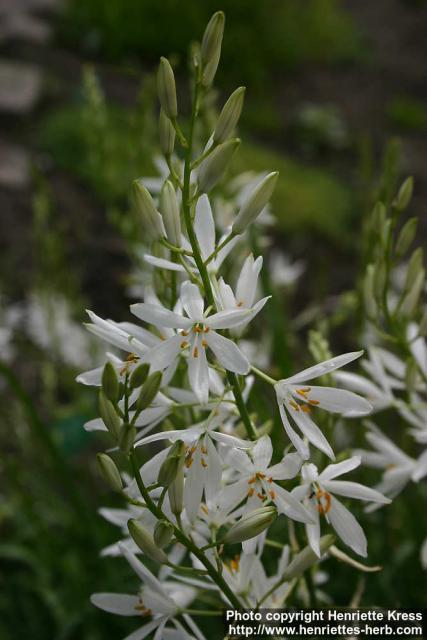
180;78;256;441
129;450;242;609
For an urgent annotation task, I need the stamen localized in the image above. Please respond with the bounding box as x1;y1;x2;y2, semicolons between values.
248;476;257;484
193;346;199;358
289;400;300;411
316;489;332;514
201;457;207;468
309;399;320;406
194;324;202;333
296;387;311;397
201;504;209;515
256;472;266;479
269;489;276;500
301;404;311;413
204;326;210;333
181;330;189;336
180;340;189;348
202;339;208;347
237;301;244;307
267;476;273;483
257;491;264;500
247;487;255;497
201;445;207;454
230;555;240;572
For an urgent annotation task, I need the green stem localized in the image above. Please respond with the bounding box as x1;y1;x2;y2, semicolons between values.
204;232;236;267
251;365;277;386
180;78;256;441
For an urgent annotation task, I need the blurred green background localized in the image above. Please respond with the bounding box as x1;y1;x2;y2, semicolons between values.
1;0;427;638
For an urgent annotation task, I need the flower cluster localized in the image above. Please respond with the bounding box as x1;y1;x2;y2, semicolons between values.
78;12;392;638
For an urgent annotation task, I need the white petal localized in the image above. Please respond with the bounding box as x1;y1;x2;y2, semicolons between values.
322;480;391;503
211;430;252;449
319;456;361;481
205;438;222;503
195;194;215;260
269;452;302;480
207;308;257;330
287;402;335;460
144;254;186;272
181;281;204;321
85;312;146;356
216;278;236;310
272;483;314;524
185;445;205;522
119;545;165;594
305;500;321;557
188;334;209;404
236;255;262;308
123;621;163;640
135;426;201;447
131;302;191;329
142;334;182;371
328;496;367;557
205;331;249;374
277;403;310;460
90;593;140;616
252;436;273;471
281;351;364;385
293;385;372;416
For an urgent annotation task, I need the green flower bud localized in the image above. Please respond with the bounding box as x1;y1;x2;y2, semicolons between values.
128;519;168;564
395;217;417;258
118;422;136;455
198;138;240;193
404;247;423;292
99;390;121;438
160;180;181;247
283;535;335;580
371;201;386;234
405;358;418;394
158;440;185;487
232;171;278;235
201;11;224;86
168;467;184;516
129;363;150;389
393;176;413;211
102;361;119;403
133;180;165;241
154;520;174;548
159;108;175;156
213;87;245;144
137;371;163;412
373;260;387;301
419;309;427;336
157;57;177;119
223;506;277;544
96;453;123;492
400;268;425;318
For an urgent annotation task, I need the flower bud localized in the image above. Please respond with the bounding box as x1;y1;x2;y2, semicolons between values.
363;264;378;318
400;268;425;317
393;176;413;211
154;520;174;548
96;453;123;492
158;440;185;487
168;467;184;516
157;57;177;119
232;171;278;235
198;138;240;193
395;217;417;258
128;519;169;564
405;358;418;394
159;108;175;156
133;180;165;241
99;390;121;438
201;11;224;87
213;87;245;144
136;371;162;412
223;506;277;544
129;363;150;389
118;422;136;455
283;534;335;579
102;361;119;403
419;309;427;336
404;247;423;292
160;180;181;246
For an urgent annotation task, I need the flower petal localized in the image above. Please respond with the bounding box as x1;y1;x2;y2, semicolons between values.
205;331;249;374
272;483;314;524
269;452;302;480
142;334;183;371
90;593;141;616
195;195;215;260
281;351;364;385
293;385;372;417
286;401;335;460
277;403;310;460
181;281;204;321
131;303;191;329
188;334;209;404
236;255;263;308
252;436;273;471
185;445;205;522
319;456;361;481
328;495;367;557
144;254;186;272
322;480;391;503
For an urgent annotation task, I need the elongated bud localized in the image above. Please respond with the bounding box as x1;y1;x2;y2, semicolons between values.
223;506;277;544
373;259;387;301
128;519;168;564
99;390;121;438
159;108;175;156
371;201;386;234
118;422;136;454
129;363;150;389
232;171;278;235
201;11;224;87
154;520;174;548
405;358;418;393
283;535;335;579
393;176;413;211
214;87;245;144
395;217;417;257
96;453;123;492
157;57;177;119
198;138;240;193
136;371;162;412
133;180;165;241
160;180;181;246
404;248;424;293
419;309;427;336
168;466;184;516
102;361;119;403
363;264;378;318
158;440;185;487
400;268;425;317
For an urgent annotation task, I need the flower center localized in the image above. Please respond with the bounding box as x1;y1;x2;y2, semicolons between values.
315;489;332;514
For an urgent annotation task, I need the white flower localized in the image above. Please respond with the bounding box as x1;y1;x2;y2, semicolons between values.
135;408;252;522
275;351;372;460
292;457;390;557
269;252;305;288
91;545;204;640
131;281;268;403
224;436;314;533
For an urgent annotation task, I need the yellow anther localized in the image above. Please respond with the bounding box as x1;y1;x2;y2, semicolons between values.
316;489;331;515
193;346;199;358
180;340;189;348
289;400;300;411
201;457;207;468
